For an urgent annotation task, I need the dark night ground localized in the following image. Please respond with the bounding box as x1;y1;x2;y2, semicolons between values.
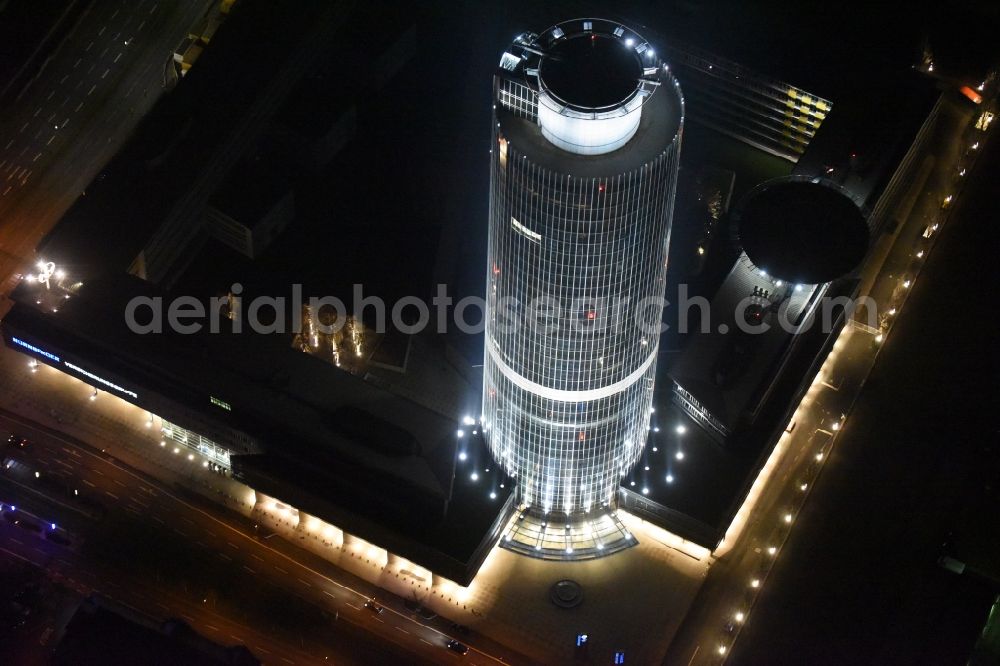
729;126;1000;663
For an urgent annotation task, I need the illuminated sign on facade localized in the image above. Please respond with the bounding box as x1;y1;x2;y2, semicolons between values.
11;336;61;363
63;361;138;399
210;396;232;411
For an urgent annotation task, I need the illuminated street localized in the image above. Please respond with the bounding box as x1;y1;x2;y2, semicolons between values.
0;344;529;664
0;0;217;300
667;76;994;666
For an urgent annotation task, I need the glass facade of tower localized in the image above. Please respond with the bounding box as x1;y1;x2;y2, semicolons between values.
482;19;683;515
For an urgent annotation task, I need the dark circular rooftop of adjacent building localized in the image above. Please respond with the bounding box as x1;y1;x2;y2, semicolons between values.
737;179;869;284
540;34;641;109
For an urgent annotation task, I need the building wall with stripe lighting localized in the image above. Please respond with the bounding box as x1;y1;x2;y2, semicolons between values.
660;41;830;162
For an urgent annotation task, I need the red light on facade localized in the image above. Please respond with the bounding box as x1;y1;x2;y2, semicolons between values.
492;263;501;275
598;184;605;193
959;86;983;104
578;432;586;441
587;311;596;320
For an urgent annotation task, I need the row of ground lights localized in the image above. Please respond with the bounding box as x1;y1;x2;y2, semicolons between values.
716;105;993;661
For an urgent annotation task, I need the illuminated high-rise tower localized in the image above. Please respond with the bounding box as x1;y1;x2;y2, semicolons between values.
482;19;683;516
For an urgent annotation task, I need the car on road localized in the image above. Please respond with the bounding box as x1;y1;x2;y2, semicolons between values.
6;434;29;449
446;640;469;655
363;600;384;614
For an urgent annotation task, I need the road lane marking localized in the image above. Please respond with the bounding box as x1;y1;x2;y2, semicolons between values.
205;624;218;631
105;491;118;499
151;516;164;524
83;479;96;487
173;528;188;537
226;541;238;549
297;578;312;588
255;646;271;654
421;639;433;646
251;553;264;562
87;84;96;96
275;566;287;574
242;566;256;575
346;603;360;610
395;626;409;634
218;553;231;561
323;590;335;598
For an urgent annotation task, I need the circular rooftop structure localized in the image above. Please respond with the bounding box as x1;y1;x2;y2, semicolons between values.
736;178;869;284
539;34;642;110
498;18;670;156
